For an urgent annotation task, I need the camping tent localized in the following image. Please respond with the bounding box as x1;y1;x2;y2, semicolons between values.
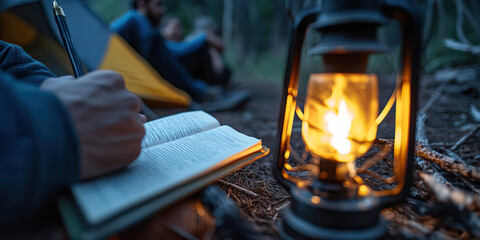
0;0;191;107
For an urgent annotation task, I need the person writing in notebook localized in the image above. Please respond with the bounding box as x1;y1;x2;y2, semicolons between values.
0;41;215;240
0;41;145;228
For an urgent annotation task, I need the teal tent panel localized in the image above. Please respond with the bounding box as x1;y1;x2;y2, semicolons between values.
0;0;38;13
3;0;111;71
38;0;111;70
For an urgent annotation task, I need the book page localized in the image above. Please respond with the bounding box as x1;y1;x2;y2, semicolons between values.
141;111;220;148
72;126;261;224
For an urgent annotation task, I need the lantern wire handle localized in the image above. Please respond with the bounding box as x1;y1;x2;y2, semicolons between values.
374;82;401;126
288;144;309;163
295;105;305;121
285;163;316;173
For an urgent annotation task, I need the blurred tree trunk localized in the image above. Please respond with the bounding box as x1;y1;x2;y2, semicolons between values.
222;0;234;47
232;0;248;61
227;0;261;66
272;0;289;54
246;1;260;65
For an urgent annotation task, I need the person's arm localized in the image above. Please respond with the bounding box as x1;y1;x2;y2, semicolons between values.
0;70;145;228
165;34;208;58
0;41;56;85
0;72;79;227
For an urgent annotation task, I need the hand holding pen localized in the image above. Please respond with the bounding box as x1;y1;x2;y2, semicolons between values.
52;0;146;123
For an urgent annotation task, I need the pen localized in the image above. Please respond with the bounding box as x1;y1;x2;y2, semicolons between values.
53;0;85;77
52;0;148;123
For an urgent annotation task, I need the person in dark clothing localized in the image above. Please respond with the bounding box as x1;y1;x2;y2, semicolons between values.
162;16;231;87
0;41;145;228
110;3;207;102
112;0;251;111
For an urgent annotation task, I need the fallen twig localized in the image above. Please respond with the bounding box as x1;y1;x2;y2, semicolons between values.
217;179;259;198
416;143;480;179
444;148;480;194
358;147;392;171
406;220;430;235
275;201;290;211
430;142;452;147
375;138;480;180
444;39;480;56
272;212;279;223
420;173;480;211
450;124;480;151
270;196;290;207
374;138;394;148
416;112;429;145
358;168;396;184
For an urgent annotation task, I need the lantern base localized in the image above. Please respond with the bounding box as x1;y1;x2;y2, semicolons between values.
278;187;386;240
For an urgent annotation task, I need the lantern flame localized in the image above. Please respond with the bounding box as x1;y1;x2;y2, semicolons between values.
302;73;378;162
324;100;353;154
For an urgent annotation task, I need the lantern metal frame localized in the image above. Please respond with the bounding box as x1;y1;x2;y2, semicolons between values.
274;0;421;239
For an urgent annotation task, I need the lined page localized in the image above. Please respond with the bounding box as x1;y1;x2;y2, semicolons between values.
141;111;220;148
72;126;261;224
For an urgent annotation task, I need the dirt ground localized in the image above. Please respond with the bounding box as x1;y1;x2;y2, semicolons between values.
153;69;480;239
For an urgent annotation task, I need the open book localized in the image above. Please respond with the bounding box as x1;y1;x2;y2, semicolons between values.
59;111;267;239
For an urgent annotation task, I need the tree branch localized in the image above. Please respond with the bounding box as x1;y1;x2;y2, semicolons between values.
420;173;480;211
376;138;480;180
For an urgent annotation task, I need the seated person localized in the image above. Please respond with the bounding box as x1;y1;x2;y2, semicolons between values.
110;0;207;102
111;0;251;112
162;16;231;87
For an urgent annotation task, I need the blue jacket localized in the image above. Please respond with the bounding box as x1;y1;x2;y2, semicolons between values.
165;34;207;58
0;41;80;227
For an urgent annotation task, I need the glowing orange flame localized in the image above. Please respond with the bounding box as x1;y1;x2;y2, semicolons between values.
324;100;353;154
302;73;379;162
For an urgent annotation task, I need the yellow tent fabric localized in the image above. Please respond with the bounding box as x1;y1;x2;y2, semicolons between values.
0;12;37;46
0;11;191;107
99;34;191;106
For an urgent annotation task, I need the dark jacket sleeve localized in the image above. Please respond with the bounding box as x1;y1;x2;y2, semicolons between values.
0;72;80;228
0;41;56;86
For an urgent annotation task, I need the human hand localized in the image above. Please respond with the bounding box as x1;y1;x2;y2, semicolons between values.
41;70;145;179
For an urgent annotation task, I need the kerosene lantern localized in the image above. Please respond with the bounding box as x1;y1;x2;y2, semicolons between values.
274;0;420;239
